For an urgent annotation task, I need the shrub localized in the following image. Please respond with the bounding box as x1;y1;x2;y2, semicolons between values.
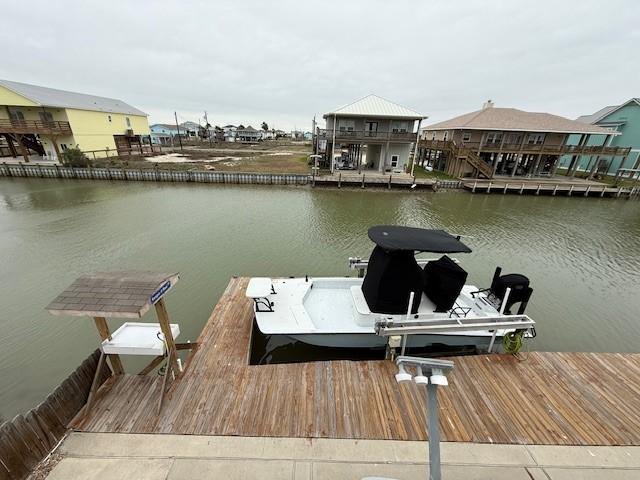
60;147;90;167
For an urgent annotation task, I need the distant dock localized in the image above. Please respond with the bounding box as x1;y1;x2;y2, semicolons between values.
72;277;640;446
312;172;462;190
464;178;640;198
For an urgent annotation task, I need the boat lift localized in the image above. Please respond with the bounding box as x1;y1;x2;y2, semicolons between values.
375;285;536;354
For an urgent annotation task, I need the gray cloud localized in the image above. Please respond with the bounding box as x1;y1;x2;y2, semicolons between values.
1;0;638;130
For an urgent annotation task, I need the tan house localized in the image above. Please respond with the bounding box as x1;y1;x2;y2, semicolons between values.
0;79;150;162
419;101;629;178
317;95;425;173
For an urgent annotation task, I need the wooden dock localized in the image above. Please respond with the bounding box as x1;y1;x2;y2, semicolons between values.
313;172;439;189
73;277;640;446
464;179;640;198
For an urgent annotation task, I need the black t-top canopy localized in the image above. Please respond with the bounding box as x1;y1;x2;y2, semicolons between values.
368;225;472;253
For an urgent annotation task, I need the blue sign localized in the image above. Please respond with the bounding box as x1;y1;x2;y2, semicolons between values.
150;280;172;304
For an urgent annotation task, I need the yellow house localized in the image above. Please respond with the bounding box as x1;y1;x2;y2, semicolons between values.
0;79;150;161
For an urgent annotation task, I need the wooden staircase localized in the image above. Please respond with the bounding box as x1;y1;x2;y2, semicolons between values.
419;139;493;179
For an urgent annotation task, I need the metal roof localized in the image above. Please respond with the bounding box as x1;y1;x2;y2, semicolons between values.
46;271;179;319
424;106;619;135
576;98;640;125
324;94;425;119
0;79;147;116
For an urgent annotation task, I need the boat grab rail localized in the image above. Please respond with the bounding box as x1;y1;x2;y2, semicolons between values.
375;314;535;336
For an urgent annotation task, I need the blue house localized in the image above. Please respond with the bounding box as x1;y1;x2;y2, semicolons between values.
150;124;182;145
559;98;640;176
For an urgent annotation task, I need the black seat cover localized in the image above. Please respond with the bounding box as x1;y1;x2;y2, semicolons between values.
423;255;467;312
362;246;423;314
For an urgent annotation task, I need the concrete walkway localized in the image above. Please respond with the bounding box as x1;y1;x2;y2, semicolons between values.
44;432;640;479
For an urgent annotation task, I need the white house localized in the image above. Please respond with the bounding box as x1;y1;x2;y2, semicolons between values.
318;94;426;173
236;125;261;143
261;129;277;140
223;125;237;142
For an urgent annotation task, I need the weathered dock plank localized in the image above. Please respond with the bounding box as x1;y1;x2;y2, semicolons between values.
72;277;640;446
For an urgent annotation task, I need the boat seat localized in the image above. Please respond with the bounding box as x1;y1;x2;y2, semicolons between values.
350;285;371;315
246;277;274;298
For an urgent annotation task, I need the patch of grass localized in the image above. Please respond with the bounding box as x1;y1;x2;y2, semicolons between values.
211;154;311;174
412;166;456;180
552;168;639;187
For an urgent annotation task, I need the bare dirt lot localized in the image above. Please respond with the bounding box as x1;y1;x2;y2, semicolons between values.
92;141;313;174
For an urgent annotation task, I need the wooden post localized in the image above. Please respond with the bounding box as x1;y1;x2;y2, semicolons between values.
47;136;61;162
15;133;30;162
154;298;180;375
93;317;124;375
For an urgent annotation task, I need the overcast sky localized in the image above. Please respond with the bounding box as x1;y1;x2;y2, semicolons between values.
2;0;638;130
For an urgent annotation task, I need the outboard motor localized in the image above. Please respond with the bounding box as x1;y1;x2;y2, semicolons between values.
490;267;533;315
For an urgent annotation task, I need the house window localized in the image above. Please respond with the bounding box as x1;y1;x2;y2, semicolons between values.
39;111;54;122
60;144;68;151
431;132;436;140
391;121;408;133
485;132;503;144
9;110;25;121
462;132;472;142
527;133;545;145
108;115;112;122
391;155;399;168
126;117;131;128
338;119;355;132
443;131;448;141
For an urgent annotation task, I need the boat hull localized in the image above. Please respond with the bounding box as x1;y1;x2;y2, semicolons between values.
287;332;498;350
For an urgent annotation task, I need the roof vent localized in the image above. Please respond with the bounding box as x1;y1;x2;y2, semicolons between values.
483;100;494;109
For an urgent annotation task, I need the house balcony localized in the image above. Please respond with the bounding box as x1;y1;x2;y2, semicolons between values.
420;139;631;157
317;129;416;142
0;119;73;136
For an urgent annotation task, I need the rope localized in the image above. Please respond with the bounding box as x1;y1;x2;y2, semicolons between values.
502;330;525;355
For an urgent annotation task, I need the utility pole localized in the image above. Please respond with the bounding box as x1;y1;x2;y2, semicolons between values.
174;111;183;152
204;110;212;147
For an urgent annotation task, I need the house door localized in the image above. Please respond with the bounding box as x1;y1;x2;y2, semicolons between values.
365;121;378;137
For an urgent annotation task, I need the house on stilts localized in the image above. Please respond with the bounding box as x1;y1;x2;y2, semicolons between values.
316;95;426;174
418;101;630;179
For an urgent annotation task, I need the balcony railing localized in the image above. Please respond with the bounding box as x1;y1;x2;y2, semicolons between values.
419;139;631;157
0;119;73;135
317;128;416;142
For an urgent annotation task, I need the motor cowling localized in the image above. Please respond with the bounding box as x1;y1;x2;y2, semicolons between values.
490;267;533;315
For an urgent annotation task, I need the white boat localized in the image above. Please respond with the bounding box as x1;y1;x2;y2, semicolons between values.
247;226;535;354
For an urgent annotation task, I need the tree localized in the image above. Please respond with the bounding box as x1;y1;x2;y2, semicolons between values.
261;122;269;131
60;147;90;167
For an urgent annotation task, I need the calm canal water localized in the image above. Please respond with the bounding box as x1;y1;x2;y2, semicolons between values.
1;178;639;419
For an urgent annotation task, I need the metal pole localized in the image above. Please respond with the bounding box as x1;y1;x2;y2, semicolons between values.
412;119;422;177
205;111;212;148
175;111;183;152
331;114;336;174
427;383;441;480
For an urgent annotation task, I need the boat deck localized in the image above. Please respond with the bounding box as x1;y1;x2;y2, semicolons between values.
73;277;640;446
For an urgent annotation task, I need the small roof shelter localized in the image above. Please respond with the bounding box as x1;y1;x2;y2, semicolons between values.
46;271;187;414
